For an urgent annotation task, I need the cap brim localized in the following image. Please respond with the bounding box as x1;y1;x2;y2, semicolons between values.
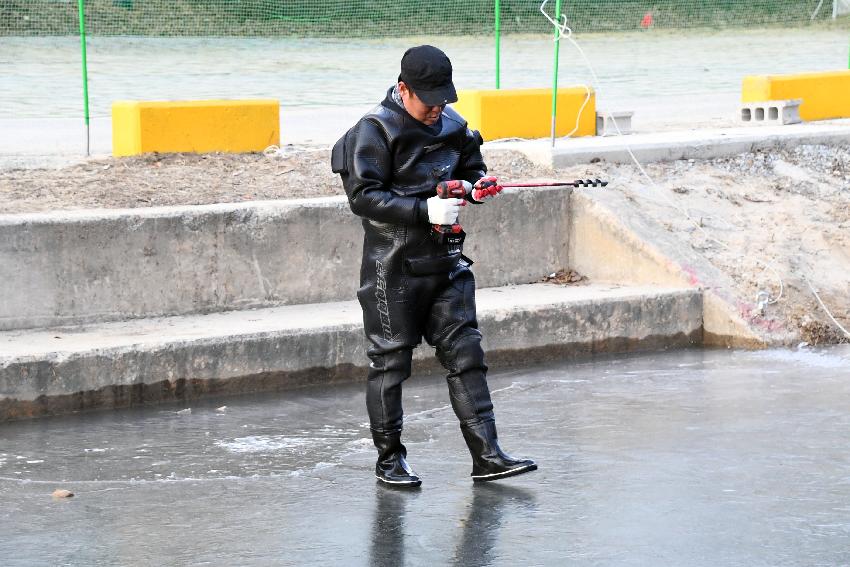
415;83;458;106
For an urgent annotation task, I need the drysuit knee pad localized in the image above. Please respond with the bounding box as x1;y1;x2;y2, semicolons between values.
438;333;487;375
368;349;413;381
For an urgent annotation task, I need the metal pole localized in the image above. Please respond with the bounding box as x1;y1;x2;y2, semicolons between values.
495;0;501;89
78;0;91;156
550;0;562;146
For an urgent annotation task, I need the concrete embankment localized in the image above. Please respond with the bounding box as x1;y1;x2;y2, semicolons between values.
0;181;716;420
11;155;813;419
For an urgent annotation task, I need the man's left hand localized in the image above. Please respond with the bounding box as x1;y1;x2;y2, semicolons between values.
471;176;503;203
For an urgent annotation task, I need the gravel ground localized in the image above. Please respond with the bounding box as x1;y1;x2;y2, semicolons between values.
1;143;848;344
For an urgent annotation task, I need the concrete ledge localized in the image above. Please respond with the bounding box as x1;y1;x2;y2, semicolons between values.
112;99;280;157
0;283;703;421
0;187;570;332
490;123;850;167
742;71;850;122
453;87;595;141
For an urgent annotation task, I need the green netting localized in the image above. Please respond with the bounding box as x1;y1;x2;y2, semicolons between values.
1;0;843;37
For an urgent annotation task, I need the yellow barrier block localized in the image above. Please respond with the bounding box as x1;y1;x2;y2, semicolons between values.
453;87;595;140
112;99;280;157
742;70;850;122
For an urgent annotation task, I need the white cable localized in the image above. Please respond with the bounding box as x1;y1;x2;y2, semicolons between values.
539;0;591;139
539;0;569;40
564;86;592;138
811;0;826;20
803;275;850;339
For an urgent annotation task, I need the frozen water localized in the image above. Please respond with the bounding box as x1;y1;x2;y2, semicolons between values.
1;347;850;565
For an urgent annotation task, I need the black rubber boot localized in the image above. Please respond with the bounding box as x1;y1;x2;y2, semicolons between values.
460;420;537;482
440;335;537;482
372;430;421;487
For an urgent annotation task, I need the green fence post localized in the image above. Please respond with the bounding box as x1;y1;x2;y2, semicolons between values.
550;0;562;146
495;0;501;89
78;0;91;156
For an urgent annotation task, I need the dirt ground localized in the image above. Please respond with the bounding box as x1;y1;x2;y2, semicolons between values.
604;144;850;345
1;143;848;344
0;146;579;213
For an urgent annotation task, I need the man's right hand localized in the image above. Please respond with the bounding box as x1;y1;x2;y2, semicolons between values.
426;195;464;225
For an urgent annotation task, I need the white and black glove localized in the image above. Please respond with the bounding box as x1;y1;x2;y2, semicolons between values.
426;195;465;225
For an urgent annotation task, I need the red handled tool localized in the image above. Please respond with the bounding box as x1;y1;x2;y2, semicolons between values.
433;180;471;248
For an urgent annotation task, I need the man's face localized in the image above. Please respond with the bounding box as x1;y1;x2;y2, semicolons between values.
399;82;445;126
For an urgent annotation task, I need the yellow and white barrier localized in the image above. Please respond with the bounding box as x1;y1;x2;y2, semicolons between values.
112;99;280;157
453;87;596;141
742;71;850;122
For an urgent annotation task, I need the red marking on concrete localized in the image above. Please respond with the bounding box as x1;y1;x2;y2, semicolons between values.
681;265;701;286
738;301;785;332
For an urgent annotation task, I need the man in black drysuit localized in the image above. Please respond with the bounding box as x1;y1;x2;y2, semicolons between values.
332;45;536;487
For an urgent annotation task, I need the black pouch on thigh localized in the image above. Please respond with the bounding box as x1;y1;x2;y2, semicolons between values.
404;252;462;276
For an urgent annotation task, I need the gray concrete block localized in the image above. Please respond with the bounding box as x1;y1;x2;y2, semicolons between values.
740;99;802;125
596;110;634;136
0;187;570;331
0;283;702;420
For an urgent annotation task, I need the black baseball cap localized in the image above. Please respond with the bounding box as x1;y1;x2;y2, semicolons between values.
399;45;458;106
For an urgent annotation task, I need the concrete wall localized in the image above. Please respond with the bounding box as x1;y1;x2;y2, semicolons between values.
0;187;570;331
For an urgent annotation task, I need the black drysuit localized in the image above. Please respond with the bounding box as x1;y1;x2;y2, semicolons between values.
332;87;496;443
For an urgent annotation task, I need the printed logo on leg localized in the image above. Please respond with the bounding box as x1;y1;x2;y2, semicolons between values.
375;260;394;341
